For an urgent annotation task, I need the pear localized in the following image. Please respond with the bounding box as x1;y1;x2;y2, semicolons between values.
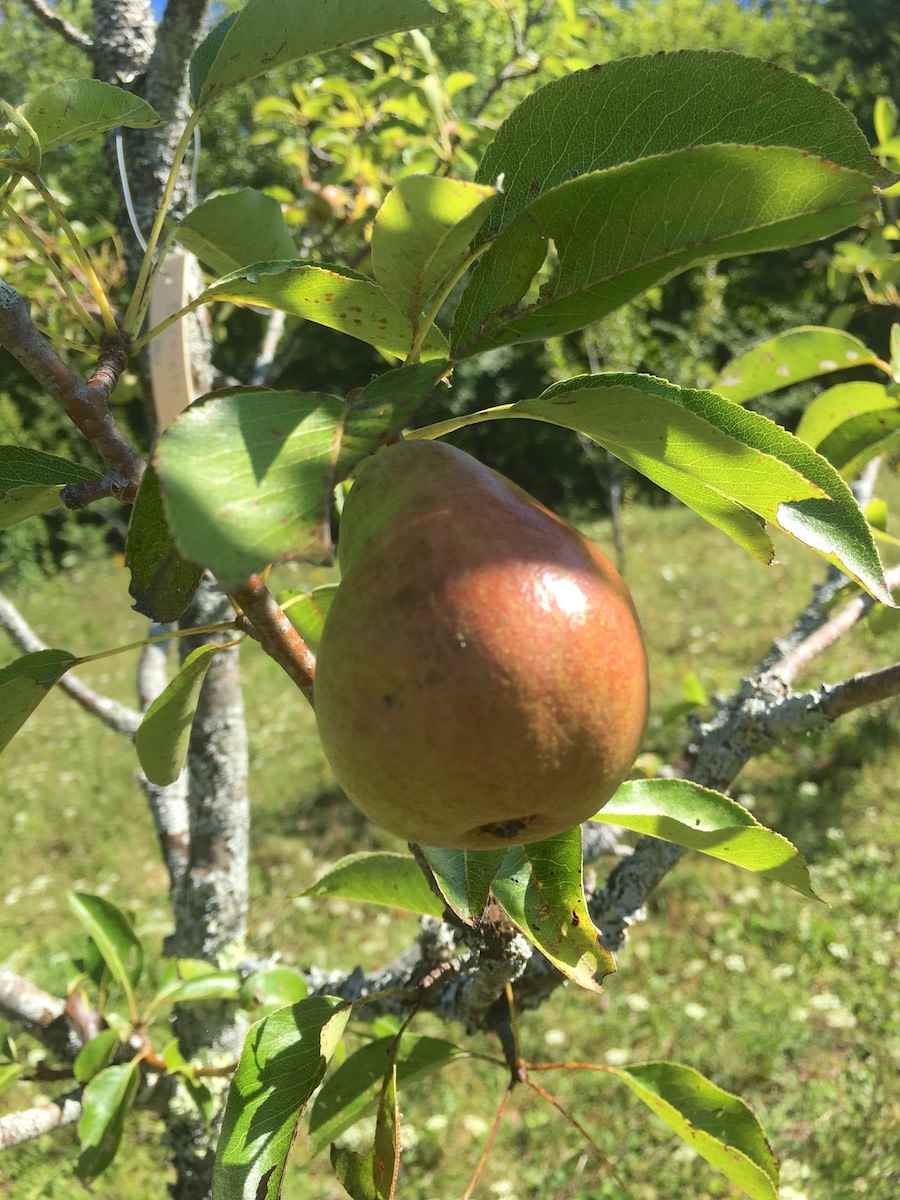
313;439;649;849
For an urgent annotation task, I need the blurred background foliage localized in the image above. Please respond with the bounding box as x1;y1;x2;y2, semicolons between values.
2;0;900;576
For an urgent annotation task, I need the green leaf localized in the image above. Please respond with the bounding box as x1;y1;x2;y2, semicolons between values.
716;327;883;404
167;956;223;981
452;145;875;358
135;644;221;786
74;1029;120;1083
0;99;41;172
155;387;344;587
163;971;242;1005
152;963;242;1011
213;996;350;1200
491;826;616;991
611;1061;778;1200
874;96;899;149
176;189;296;277
0;446;100;531
155;363;446;589
160;1036;195;1076
372;1064;400;1199
827;412;900;480
309;1035;467;1156
331;1062;400;1200
0;649;76;753
411;372;895;605
795;381;894;449
0;1061;24;1095
417;846;508;924
475;51;881;233
189;12;238;106
304;852;446;919
125;461;204;622
199;261;449;360
519;374;820;558
76;1061;140;1180
194;0;447;109
371;176;498;323
148;959;241;1016
794;383;900;478
866;497;889;533
335;361;450;475
19;80;160;153
662;672;710;724
239;967;309;1013
68;893;143;1009
596;780;819;900
157;1038;217;1121
455;52;889;356
331;1138;376;1199
280;584;339;656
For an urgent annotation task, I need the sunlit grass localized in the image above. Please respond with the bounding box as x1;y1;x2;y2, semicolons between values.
1;489;899;1199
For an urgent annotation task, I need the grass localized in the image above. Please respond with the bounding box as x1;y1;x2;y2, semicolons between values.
1;493;899;1200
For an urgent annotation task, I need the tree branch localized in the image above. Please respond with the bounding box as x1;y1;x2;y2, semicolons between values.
59;471;134;509
0;589;193;893
0;970;64;1031
0;1090;83;1150
0;281;144;497
816;661;900;720
0;589;141;737
232;575;317;706
771;563;900;686
19;0;92;51
0;971;84;1060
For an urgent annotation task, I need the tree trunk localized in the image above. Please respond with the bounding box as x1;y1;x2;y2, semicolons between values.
89;5;248;1195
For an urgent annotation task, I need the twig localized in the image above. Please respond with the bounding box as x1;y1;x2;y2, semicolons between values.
231;574;317;706
461;1083;513;1200
19;0;92;51
524;1074;636;1198
470;0;552;120
60;470;133;509
0;1090;83;1150
817;662;900;720
771;562;900;686
3;207;103;340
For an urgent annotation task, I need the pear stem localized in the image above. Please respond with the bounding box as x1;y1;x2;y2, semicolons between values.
232;574;317;706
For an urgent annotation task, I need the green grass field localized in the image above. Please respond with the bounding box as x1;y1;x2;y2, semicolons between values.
1;495;898;1199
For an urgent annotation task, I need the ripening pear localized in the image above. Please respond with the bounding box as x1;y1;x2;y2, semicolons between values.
313;440;649;849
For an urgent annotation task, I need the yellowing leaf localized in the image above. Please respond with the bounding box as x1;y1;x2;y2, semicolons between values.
491;827;615;991
611;1061;779;1200
596;780;820;900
